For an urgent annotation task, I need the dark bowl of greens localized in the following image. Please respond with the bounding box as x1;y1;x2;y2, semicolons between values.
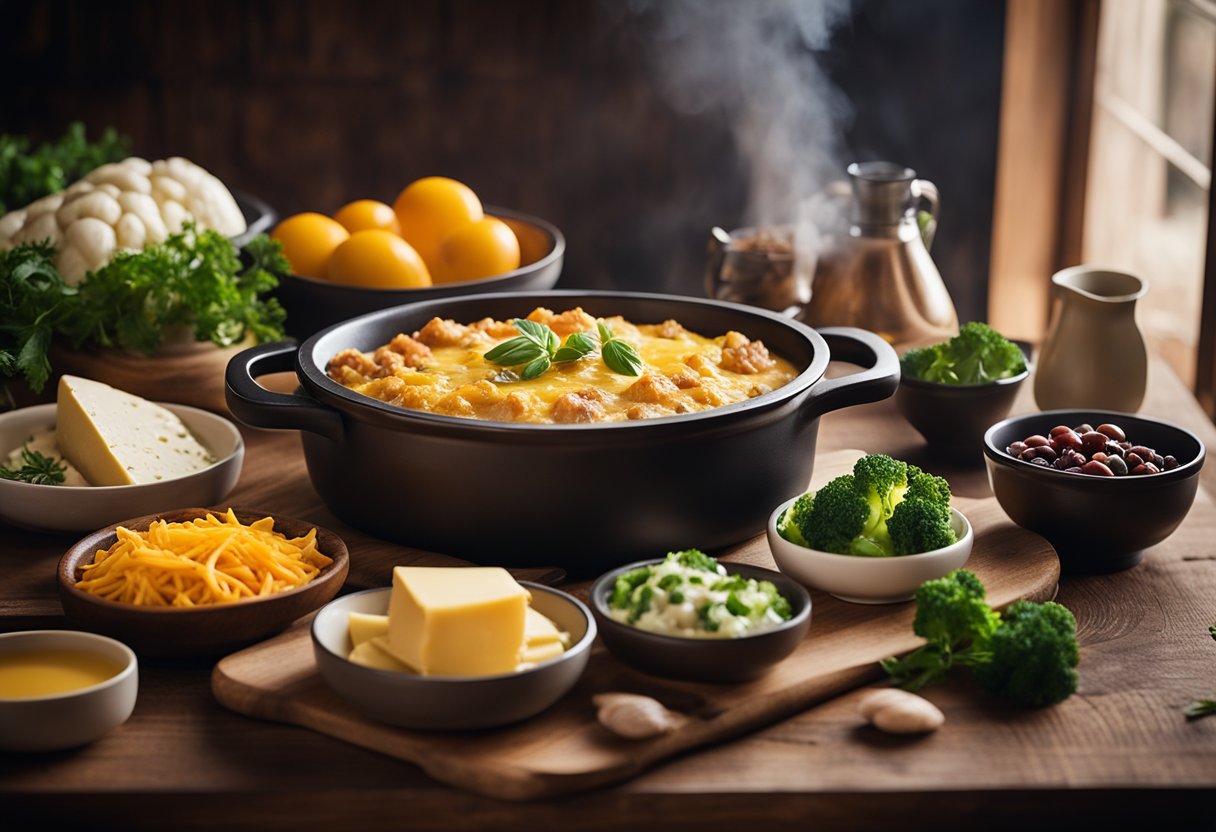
589;551;812;683
896;323;1030;460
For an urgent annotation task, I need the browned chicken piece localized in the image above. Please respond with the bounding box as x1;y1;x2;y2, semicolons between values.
525;307;556;326
327;348;377;381
655;319;686;339
469;317;522;340
548;307;597;337
551;389;608;424
684;353;722;378
387;333;434;367
622;372;681;405
371;346;407;378
432;393;476;418
719;332;776;374
487;392;541;423
414;317;486;348
667;368;702;389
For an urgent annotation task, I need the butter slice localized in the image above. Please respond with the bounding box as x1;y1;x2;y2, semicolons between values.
519;640;565;665
348;612;389;647
384;566;528;677
525;607;565;646
349;636;413;672
56;375;214;486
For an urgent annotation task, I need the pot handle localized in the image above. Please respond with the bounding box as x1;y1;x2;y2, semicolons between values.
225;341;344;442
802;327;900;419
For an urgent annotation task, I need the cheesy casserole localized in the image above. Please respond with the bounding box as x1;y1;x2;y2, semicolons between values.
325;306;798;424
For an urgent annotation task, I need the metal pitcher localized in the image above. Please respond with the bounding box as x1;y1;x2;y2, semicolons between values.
801;161;957;347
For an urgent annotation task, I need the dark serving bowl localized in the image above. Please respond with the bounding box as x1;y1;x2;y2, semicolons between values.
225;290;900;573
58;507;349;655
983;410;1205;573
895;354;1030;460
589;561;812;682
231;189;278;249
274;206;565;339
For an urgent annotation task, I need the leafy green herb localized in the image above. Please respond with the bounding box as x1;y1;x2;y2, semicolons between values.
0;122;130;214
483;318;645;380
598;320;644;377
1184;624;1216;720
0;444;67;485
0;227;289;393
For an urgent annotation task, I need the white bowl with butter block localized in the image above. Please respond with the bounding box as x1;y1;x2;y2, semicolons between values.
311;568;596;731
0;376;243;533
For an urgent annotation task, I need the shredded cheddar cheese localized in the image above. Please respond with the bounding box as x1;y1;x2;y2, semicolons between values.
75;509;333;607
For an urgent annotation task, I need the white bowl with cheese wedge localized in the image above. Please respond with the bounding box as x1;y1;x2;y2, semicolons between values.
311;577;596;731
0;399;243;534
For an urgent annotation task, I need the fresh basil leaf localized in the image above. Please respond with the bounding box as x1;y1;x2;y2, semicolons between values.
484;336;546;366
602;338;644;376
553;331;597;363
544;327;560;354
513;318;552;346
597;319;614;343
521;354;552;380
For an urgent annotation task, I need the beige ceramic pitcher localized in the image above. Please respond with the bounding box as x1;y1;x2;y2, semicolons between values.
1034;266;1148;412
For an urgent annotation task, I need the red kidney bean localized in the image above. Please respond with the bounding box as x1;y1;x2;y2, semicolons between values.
1132;462;1160;475
1024;435;1050;448
1049;425;1074;437
1152;453;1165;468
1128;445;1154;459
1081;460;1114;476
1091;452;1108;463
1125;452;1144;468
1021;447;1040;461
1075;423;1094;434
1054;430;1083;452
1081;431;1110;454
1035;446;1058;460
1105;442;1125;456
1065;466;1083;473
1007;441;1028;455
1164;455;1179;470
1097;423;1126;441
1030;457;1050;467
1107;455;1128;476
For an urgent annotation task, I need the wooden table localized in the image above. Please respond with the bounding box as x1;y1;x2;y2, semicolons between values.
4;356;1215;830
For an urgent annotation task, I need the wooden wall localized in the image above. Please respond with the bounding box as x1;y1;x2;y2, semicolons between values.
1;0;1005;319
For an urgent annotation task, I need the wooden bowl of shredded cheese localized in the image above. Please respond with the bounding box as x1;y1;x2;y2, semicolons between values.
57;507;349;655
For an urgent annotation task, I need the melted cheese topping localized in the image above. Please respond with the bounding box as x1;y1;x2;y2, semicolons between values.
326;308;798;424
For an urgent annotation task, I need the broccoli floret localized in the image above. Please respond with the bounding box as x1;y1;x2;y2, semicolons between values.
881;569;1002;690
776;492;814;547
804;474;869;554
672;549;722;574
975;600;1079;707
882;571;1080;708
889;498;956;556
902;321;1027;385
905;466;952;505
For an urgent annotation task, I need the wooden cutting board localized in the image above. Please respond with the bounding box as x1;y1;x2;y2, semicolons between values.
212;450;1059;801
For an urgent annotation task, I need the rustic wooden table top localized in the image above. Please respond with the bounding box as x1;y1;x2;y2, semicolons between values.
3;355;1215;830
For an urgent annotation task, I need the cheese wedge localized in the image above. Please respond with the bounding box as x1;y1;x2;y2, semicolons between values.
384;566;528;676
347;612;389;647
519;639;565;666
349;636;413;672
55;375;214;486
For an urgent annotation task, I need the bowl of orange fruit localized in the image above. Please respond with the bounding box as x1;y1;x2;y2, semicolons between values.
271;177;564;338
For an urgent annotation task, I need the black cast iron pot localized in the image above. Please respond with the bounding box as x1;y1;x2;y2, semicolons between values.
225;291;900;573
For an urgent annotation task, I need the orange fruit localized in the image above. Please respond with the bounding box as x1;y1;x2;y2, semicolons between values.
392;177;483;273
333;200;401;235
270;213;350;278
435;217;521;283
326;229;432;289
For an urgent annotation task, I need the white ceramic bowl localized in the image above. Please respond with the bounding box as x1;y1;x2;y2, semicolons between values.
0;630;138;752
766;500;974;604
0;402;243;533
311;584;595;731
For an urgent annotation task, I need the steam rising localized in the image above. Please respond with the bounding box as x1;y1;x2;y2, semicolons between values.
632;0;853;224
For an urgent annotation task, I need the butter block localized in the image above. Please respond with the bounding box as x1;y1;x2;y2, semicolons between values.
56;375;214;486
349;636;414;672
348;612;389;647
384;566;528;676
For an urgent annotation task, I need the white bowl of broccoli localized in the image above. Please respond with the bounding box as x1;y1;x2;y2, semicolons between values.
766;454;974;604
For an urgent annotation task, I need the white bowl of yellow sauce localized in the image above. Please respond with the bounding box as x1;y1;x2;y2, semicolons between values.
0;630;138;752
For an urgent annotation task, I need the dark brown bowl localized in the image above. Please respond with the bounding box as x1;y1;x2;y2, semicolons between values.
983;410;1205;574
589;561;812;682
58;507;349;655
274;206;565;339
896;363;1029;461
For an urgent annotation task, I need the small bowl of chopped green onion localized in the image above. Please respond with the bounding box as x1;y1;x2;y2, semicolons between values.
589;550;812;683
896;322;1030;460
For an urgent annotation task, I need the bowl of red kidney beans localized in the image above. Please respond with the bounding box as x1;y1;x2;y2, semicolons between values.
983;410;1206;574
